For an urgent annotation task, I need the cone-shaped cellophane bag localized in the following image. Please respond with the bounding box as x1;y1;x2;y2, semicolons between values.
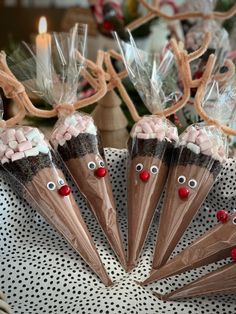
8;23;126;270
115;31;182;269
142;77;236;285
0;123;112;286
161;261;236;300
143;212;236;285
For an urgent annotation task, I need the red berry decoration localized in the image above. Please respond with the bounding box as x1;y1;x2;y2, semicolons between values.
139;170;150;182
230;247;236;262
178;187;189;199
58;185;71;197
216;210;228;223
103;20;113;31
95;167;107;178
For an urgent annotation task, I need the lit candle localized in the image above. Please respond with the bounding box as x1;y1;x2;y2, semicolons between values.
36;16;51;86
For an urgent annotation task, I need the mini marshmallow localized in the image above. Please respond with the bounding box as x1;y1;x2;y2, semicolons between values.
134;126;142;133
0;144;7;154
187;128;199;143
37;144;49;154
58;139;66;146
65;115;78;126
15;130;26;143
67;126;80;137
1;157;9;164
5;148;14;158
201;147;213;156
218;145;226;158
1;129;16;144
9;141;18;150
141;122;153;134
196;134;210;145
18;141;33;152
156;130;165;141
25;128;41;142
64;133;72;141
86;122;97;135
11;152;25;162
187;143;200;154
24;147;39;157
32;134;44;144
137;133;150;139
199;140;212;151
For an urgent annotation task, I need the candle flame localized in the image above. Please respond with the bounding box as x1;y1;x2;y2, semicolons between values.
38;16;47;34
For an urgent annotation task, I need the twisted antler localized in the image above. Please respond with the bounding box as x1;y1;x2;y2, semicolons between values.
194;58;236;136
128;0;236;31
0;50;107;121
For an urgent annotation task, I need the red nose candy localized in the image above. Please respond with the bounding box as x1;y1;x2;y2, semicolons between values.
193;71;203;79
216;210;228;223
95;167;107;178
58;185;71;197
230;247;236;262
103;20;113;31
139;170;150;182
178;187;189;199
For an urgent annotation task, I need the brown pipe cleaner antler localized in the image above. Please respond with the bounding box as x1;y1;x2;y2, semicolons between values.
127;0;236;31
0;50;108;121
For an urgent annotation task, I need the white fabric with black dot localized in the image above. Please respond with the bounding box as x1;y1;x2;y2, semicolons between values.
0;149;236;314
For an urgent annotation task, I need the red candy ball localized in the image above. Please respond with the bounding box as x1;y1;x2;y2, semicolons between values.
95;167;107;178
58;185;71;197
178;187;189;199
194;71;203;79
139;170;150;182
216;210;228;223
230;247;236;262
103;20;113;31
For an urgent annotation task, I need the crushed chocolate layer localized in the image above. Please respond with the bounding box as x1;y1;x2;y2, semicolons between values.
128;137;175;165
57;133;105;161
2;151;59;186
173;146;223;178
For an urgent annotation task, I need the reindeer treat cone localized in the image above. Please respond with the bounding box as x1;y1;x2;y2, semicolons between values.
50;112;127;269
150;123;227;271
7;24;126;270
161;261;236;300
142;58;236;285
0;83;111;286
114;30;210;269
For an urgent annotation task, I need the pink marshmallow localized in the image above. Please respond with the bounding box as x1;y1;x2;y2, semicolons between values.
15;130;26;143
196;134;209;145
64;133;72;141
11;152;25;162
18;141;32;152
187;128;199;143
141;122;153;134
67;125;79;137
1;129;16;144
9;141;18;150
201;147;212;156
0;144;7;155
199;140;212;151
1;157;9;164
218;145;226;158
5;148;14;158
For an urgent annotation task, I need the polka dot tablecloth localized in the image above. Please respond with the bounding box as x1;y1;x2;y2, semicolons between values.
0;148;236;314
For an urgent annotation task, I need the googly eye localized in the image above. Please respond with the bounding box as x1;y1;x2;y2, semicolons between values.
136;163;143;172
232;217;236;225
178;175;186;184
88;162;96;170
99;160;105;168
150;165;159;174
58;178;65;186
47;182;56;191
188;179;197;189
